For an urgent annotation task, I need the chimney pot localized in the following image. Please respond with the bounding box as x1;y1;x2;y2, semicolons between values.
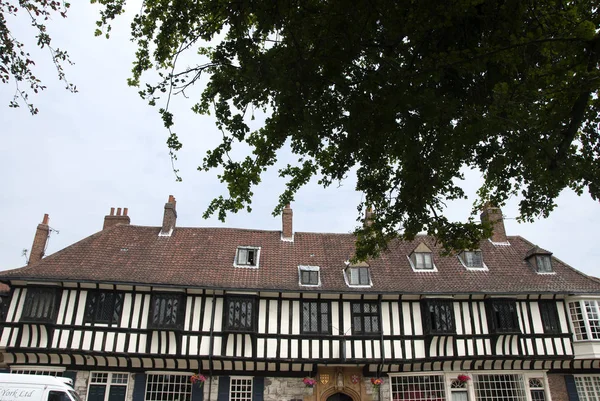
28;214;50;265
282;204;293;240
124;208;128;216
480;204;508;243
159;195;177;236
103;206;131;230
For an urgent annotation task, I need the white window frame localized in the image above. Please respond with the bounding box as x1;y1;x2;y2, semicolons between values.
388;371;549;401
234;246;261;268
457;250;488;270
87;372;130;401
574;375;600;401
568;299;600;341
145;372;192;401
408;253;438;272
10;366;65;376
229;376;253;401
298;265;321;287
343;266;372;288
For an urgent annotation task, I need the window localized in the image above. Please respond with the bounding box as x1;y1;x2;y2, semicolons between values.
422;300;456;334
538;301;560;334
486;300;520;334
10;367;63;376
351;301;380;334
569;300;600;340
230;377;253;401
48;391;71;401
85;291;124;324
575;376;600;401
474;374;527;401
346;266;371;286
390;375;446;401
87;372;129;401
0;295;10;322
299;266;320;286
145;373;191;401
411;252;434;270
149;293;185;329
536;255;553;273
302;301;330;334
225;297;256;332
20;287;60;323
459;250;484;268
528;378;546;401
235;247;260;268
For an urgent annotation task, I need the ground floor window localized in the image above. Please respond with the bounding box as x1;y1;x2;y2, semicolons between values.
230;377;253;401
575;376;600;401
145;373;191;401
87;372;129;401
473;374;526;401
390;372;548;401
10;366;64;376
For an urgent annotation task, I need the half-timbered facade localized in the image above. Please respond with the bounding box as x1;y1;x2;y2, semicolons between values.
0;198;599;401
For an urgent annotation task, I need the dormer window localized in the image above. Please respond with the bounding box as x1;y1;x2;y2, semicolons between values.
344;262;372;287
412;252;433;269
234;246;260;268
459;250;484;268
299;266;320;286
525;246;553;273
409;242;436;271
536;255;552;273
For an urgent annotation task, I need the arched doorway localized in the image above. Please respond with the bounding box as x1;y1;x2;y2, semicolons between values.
326;394;353;401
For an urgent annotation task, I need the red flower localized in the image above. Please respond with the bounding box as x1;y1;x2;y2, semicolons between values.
457;375;471;382
303;377;317;387
371;378;384;386
190;374;207;386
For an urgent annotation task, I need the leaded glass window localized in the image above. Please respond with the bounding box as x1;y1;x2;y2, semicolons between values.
225;297;256;332
351;301;380;334
20;287;60;323
149;293;185;329
85;291;124;324
487;300;520;334
302;301;330;334
423;300;456;334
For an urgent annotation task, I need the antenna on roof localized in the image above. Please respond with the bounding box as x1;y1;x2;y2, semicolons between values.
21;248;29;265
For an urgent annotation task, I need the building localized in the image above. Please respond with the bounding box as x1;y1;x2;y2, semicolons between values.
0;196;599;401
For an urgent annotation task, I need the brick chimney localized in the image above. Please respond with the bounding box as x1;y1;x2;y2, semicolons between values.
28;214;50;265
159;195;177;237
480;204;508;243
282;203;293;240
103;207;130;230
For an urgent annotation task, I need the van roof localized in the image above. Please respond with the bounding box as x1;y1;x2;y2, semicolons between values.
0;374;73;387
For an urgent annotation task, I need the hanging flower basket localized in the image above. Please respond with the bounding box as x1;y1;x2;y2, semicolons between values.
457;374;471;383
190;374;207;387
371;377;384;390
303;377;317;388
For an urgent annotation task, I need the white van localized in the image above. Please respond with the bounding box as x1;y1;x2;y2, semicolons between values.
0;374;80;401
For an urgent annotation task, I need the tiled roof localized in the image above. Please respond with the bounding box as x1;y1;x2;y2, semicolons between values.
1;224;599;294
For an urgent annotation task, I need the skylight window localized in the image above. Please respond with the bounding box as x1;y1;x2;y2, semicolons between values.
459;250;484;268
234;246;260;268
299;266;320;286
525;246;553;273
344;262;372;287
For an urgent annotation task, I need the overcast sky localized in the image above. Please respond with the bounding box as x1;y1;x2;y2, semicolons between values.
1;3;599;278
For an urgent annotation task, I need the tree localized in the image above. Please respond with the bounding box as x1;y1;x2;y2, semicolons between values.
1;0;76;114
6;0;600;259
